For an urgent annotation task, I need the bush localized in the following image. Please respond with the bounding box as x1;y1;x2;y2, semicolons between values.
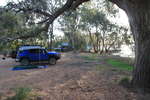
119;77;131;88
7;87;31;100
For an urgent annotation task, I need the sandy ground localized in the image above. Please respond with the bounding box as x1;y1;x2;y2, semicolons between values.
0;53;146;100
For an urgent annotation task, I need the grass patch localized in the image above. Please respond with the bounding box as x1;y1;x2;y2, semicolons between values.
7;87;31;100
107;59;133;71
81;53;98;61
95;65;108;71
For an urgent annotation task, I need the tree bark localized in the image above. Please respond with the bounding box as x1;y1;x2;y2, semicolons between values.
88;29;98;53
101;30;106;54
48;23;54;50
110;0;150;89
129;8;150;89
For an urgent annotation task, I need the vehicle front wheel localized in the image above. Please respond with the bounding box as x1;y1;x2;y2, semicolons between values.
20;58;30;66
49;58;56;65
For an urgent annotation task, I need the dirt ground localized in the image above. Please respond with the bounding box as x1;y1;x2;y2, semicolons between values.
0;53;147;100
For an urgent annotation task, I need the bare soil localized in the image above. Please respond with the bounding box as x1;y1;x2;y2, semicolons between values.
0;53;147;100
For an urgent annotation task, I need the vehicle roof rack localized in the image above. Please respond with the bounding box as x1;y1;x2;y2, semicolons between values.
18;45;44;50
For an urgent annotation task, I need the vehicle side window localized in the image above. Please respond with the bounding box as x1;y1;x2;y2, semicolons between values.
43;49;47;54
39;49;44;53
29;49;42;54
18;50;23;54
39;49;45;54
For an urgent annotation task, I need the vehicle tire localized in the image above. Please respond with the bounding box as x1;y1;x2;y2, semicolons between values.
49;58;56;65
20;58;30;66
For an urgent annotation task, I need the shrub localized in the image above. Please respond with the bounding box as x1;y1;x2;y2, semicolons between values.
119;77;131;88
7;87;31;100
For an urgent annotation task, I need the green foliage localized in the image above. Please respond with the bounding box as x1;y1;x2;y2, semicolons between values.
0;12;17;30
0;8;47;51
79;6;128;53
119;76;131;83
104;0;119;16
7;87;31;100
80;7;110;29
107;59;133;71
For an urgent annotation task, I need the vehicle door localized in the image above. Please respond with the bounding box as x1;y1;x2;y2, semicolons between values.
38;49;49;61
28;49;41;61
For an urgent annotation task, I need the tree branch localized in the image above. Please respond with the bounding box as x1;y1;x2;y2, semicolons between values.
48;0;89;24
0;27;47;43
3;0;90;41
71;0;90;9
8;0;90;24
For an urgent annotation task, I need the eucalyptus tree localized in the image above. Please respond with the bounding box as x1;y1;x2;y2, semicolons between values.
80;7;113;53
59;10;86;51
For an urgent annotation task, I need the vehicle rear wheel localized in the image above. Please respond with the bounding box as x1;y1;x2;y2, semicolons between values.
21;58;30;66
49;58;56;65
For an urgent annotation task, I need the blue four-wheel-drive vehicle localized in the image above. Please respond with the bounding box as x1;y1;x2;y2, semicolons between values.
16;46;61;65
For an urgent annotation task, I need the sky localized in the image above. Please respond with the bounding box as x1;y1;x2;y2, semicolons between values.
0;0;129;36
117;9;129;27
0;0;10;6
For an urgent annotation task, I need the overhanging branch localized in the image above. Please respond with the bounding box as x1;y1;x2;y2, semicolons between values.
8;0;90;25
48;0;90;24
3;0;90;42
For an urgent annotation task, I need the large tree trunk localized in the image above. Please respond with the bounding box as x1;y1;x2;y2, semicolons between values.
109;0;150;89
129;9;150;89
132;37;150;89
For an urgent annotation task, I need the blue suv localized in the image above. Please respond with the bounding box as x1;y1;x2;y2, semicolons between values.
16;46;61;65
